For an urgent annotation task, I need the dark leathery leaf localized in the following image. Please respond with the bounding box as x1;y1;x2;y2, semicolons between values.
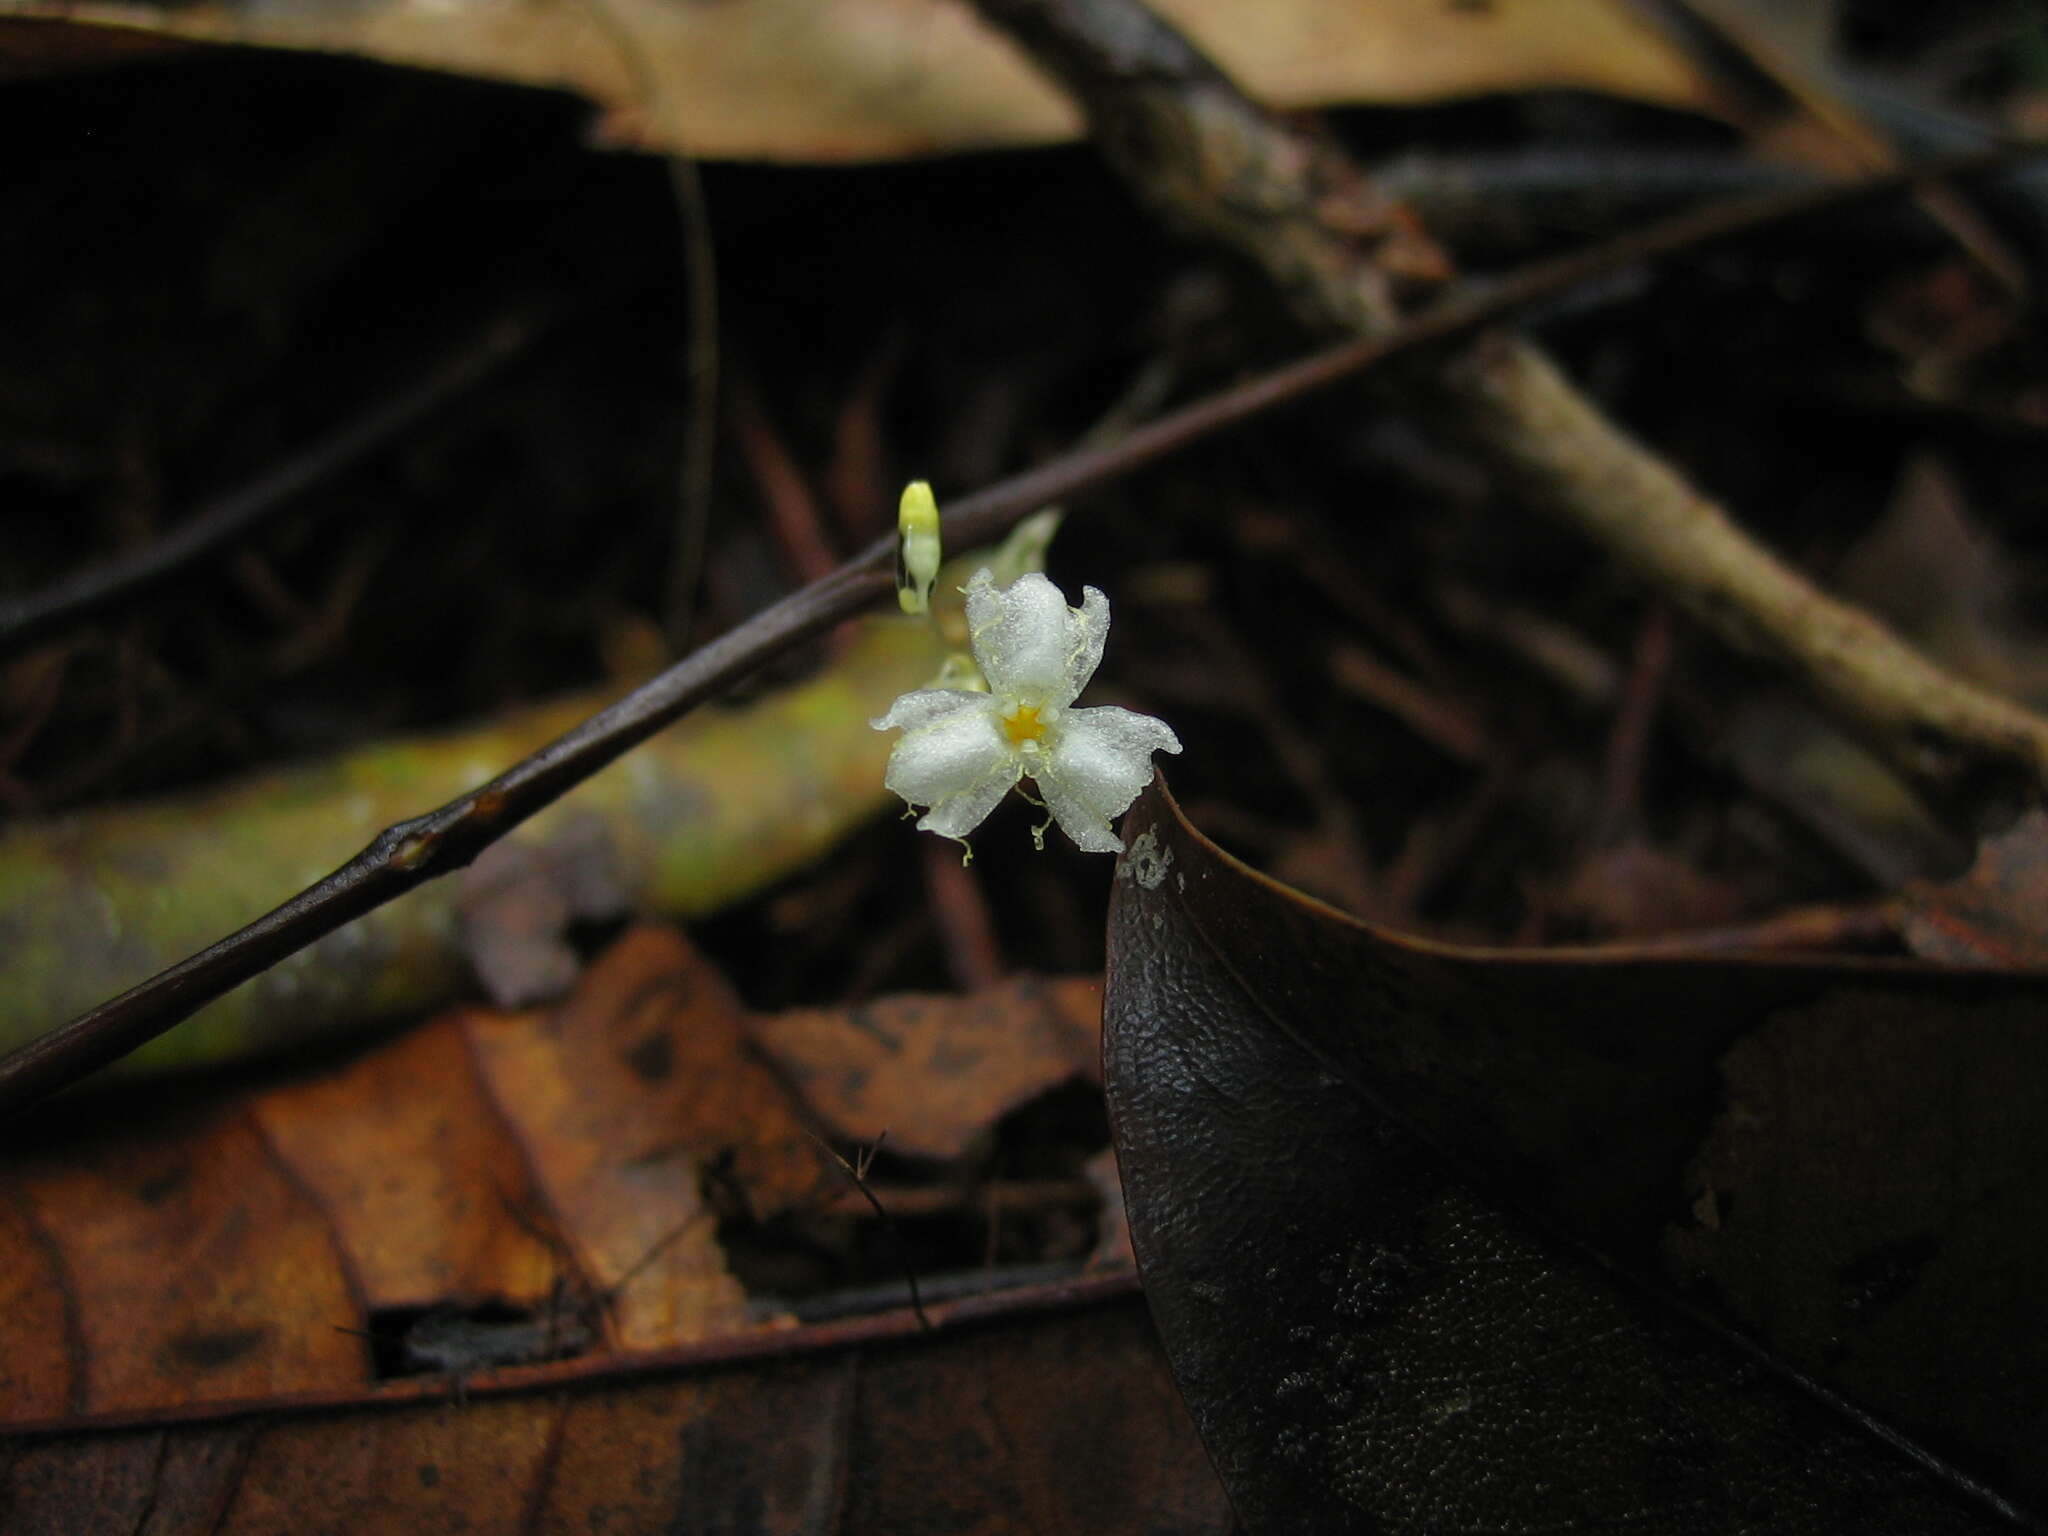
1104;780;2048;1533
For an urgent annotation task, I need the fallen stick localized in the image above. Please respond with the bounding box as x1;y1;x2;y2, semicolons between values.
973;0;2048;817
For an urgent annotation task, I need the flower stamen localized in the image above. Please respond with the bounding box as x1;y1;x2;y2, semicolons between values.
1001;704;1047;746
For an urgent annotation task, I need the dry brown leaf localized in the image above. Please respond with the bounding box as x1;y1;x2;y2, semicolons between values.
0;924;1129;1435
460;925;825;1350
0;925;828;1426
250;1023;564;1315
0;0;1717;162
750;973;1102;1162
0;1301;1219;1535
260;923;825;1359
7;1107;368;1421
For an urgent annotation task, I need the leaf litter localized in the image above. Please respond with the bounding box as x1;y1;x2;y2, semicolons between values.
0;925;1123;1436
13;5;2048;1532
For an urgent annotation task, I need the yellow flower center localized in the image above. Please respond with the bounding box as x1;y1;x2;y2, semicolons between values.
1001;704;1047;746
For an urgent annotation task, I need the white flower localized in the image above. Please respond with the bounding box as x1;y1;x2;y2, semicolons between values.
873;568;1181;853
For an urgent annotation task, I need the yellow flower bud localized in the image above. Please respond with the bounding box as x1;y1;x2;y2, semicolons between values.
895;479;942;615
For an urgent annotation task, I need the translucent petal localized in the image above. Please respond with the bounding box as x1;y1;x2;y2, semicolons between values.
1033;705;1182;853
966;569;1074;702
1034;776;1124;853
882;699;1013;812
872;688;988;734
1063;586;1110;704
1057;705;1182;778
918;757;1022;840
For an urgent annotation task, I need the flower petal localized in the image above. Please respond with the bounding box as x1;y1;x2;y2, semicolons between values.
917;759;1021;840
882;698;1015;820
1057;704;1184;779
872;688;988;734
1033;705;1182;853
966;569;1073;702
1033;778;1124;853
1063;585;1110;704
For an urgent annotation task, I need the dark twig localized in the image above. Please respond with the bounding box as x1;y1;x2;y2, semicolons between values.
816;1132;932;1334
0;315;537;660
1662;0;2028;293
4;1268;1139;1438
0;150;2015;1120
0;560;887;1116
817;1176;1097;1220
974;0;2048;815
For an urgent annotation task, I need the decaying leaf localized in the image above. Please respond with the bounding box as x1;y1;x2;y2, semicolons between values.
249;1021;566;1318
0;1302;1226;1536
0;925;822;1427
5;1106;370;1423
458;925;824;1351
0;617;947;1079
1104;780;2048;1531
0;0;1718;162
750;972;1102;1161
0;922;1136;1438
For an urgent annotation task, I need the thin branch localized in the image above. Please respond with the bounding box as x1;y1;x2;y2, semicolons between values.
1667;0;2028;293
0;150;2015;1120
5;1268;1140;1438
0;561;885;1117
815;1132;933;1334
0;315;538;659
973;0;2048;819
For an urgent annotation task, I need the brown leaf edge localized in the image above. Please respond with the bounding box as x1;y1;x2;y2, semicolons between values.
1;1268;1137;1440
